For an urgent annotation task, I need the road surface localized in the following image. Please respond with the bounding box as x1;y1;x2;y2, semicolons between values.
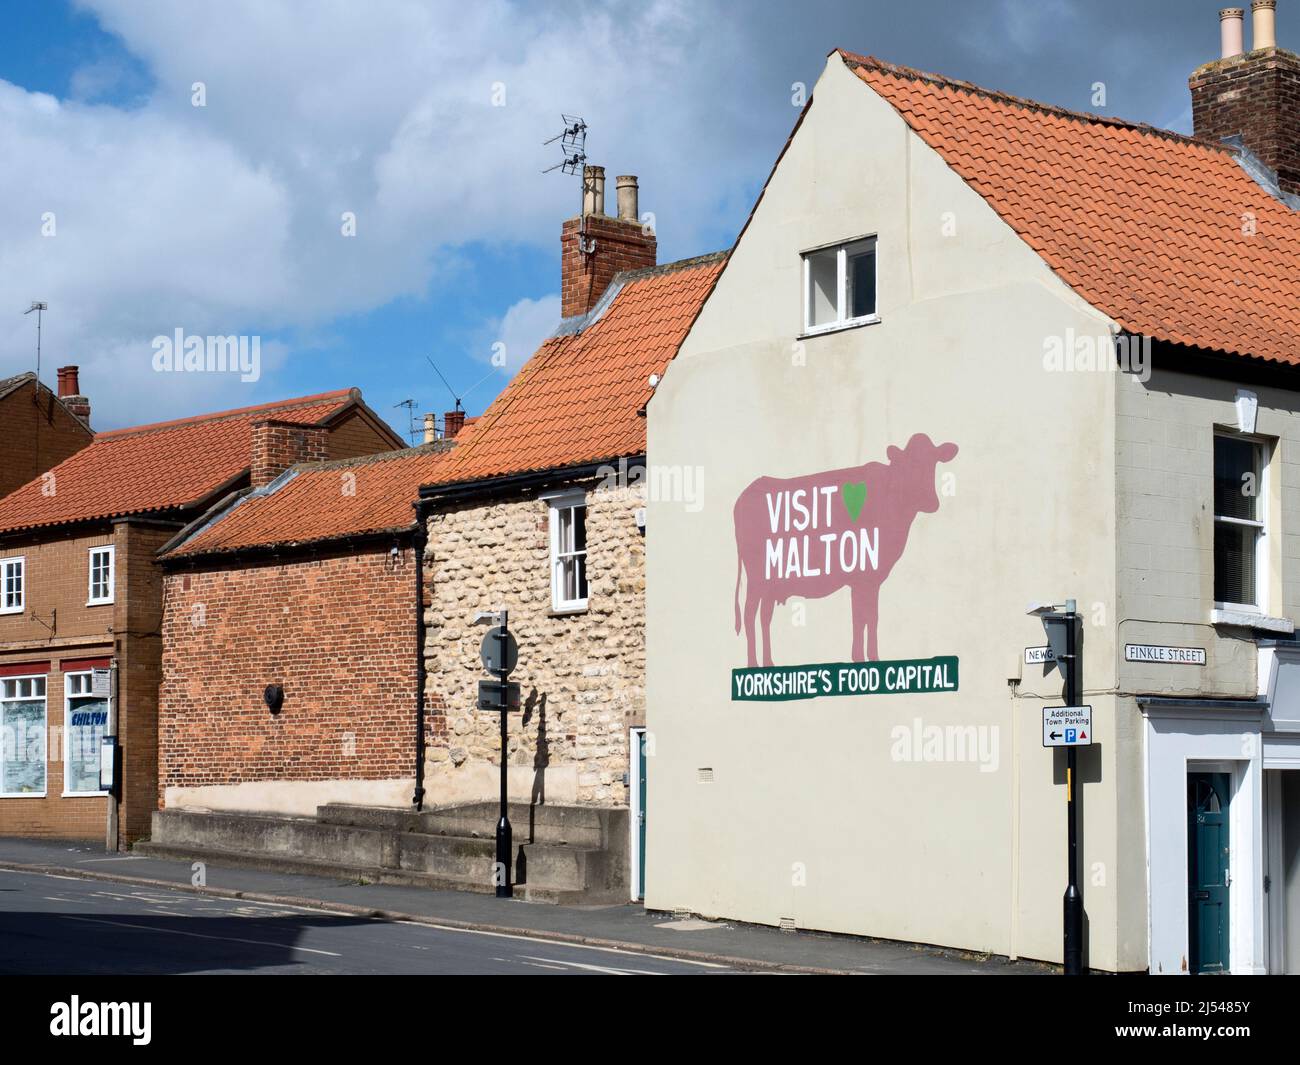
0;867;733;975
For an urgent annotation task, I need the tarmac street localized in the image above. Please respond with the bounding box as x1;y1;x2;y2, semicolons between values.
0;867;731;976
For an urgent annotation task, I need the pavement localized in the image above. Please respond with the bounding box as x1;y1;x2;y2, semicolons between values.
0;836;1054;975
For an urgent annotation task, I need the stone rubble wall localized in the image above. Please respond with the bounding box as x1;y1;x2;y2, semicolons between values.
423;479;644;808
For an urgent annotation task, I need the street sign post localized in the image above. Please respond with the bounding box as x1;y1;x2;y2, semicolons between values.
1033;600;1086;976
477;680;521;711
480;627;519;675
475;611;516;898
1042;705;1092;747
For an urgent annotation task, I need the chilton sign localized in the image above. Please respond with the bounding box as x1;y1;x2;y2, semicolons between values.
1124;643;1206;666
731;656;959;702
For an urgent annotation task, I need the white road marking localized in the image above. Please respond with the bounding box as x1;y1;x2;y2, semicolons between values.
79;856;144;863
58;914;343;958
519;954;661;975
391;920;727;969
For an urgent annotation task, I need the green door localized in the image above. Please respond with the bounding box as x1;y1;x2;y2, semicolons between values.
636;730;648;900
1188;772;1231;974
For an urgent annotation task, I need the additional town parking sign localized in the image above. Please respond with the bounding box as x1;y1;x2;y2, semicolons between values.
91;668;111;697
1124;643;1205;666
1043;705;1092;748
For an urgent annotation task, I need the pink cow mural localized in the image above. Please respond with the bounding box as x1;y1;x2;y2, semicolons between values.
733;433;958;666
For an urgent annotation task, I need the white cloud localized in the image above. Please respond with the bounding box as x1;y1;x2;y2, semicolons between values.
0;0;779;428
484;294;562;376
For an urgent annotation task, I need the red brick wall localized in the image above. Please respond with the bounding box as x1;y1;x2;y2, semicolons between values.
1190;48;1300;196
114;521;178;843
560;214;657;318
0;379;93;498
326;410;404;459
250;420;329;488
158;546;423;804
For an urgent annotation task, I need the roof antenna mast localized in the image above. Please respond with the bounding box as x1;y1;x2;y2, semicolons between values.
24;301;48;382
543;115;594;254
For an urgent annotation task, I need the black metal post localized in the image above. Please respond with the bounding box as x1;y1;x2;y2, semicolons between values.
496;610;513;898
1063;600;1084;975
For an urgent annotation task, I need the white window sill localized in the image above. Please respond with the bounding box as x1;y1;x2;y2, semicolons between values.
0;792;48;799
62;790;109;799
1210;608;1294;634
799;314;880;340
0;607;23;616
86;599;114;608
550;603;588;617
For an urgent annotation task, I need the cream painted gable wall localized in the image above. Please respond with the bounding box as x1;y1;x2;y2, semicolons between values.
646;55;1144;968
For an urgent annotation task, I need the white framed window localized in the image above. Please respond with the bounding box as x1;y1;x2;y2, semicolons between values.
0;557;24;614
87;545;114;606
802;236;878;335
64;671;108;796
1;674;47;797
1213;432;1269;612
547;491;589;612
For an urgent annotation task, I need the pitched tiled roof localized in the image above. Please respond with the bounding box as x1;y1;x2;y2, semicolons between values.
433;252;726;485
0;372;36;402
168;445;450;558
0;390;358;536
841;52;1300;367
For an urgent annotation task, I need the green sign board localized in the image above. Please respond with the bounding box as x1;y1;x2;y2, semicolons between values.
731;656;959;702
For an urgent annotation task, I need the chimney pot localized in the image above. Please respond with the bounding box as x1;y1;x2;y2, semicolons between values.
423;412;437;444
1253;0;1277;49
57;365;79;398
560;167;657;318
55;365;91;428
582;165;606;216
616;175;640;222
1221;8;1246;58
444;409;466;440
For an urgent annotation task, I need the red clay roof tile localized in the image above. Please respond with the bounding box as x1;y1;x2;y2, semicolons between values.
842;52;1300;366
169;445;449;557
432;252;726;484
0;389;357;535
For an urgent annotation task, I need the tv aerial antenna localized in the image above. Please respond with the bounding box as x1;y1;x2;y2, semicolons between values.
24;301;48;382
543;115;595;255
393;398;419;445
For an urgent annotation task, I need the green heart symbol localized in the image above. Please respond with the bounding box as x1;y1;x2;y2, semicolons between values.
841;482;867;523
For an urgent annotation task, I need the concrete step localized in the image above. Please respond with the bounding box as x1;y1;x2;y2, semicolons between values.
142;805;629;903
317;801;620;850
132;839;578;903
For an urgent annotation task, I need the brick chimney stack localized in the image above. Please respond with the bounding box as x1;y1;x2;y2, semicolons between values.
56;365;91;428
560;165;656;319
1190;2;1300;196
444;409;466;439
250;419;328;488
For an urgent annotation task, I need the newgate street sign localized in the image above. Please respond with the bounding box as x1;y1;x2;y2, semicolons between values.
731;656;959;702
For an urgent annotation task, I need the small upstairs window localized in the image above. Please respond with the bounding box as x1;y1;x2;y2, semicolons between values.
1213;433;1268;610
548;491;588;613
88;546;114;606
803;236;877;334
0;557;23;614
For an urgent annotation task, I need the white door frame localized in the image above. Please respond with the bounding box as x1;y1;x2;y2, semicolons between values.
629;726;647;902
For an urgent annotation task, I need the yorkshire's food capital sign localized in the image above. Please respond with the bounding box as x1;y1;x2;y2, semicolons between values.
731;433;960;701
732;656;959;702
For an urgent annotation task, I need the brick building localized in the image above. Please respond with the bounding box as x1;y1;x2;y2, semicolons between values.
0;366;93;498
148;170;723;899
0;388;401;843
154;441;453;815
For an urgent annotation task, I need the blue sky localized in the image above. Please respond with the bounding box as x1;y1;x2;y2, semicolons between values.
0;0;1232;438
